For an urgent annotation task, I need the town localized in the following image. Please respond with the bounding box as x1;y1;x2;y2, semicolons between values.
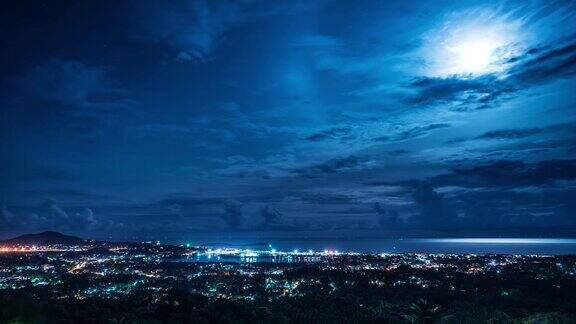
1;232;575;323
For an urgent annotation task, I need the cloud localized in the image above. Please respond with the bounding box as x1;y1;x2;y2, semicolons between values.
293;156;372;178
258;205;283;229
44;199;69;223
0;204;18;231
223;201;243;229
134;0;244;62
508;41;576;86
304;126;352;142
448;185;576;230
0;200;100;233
175;50;204;63
157;197;223;208
387;149;410;156
317;206;374;215
408;75;507;110
411;183;458;229
408;39;576;110
151;196;254;231
299;193;357;205
71;208;97;230
18;58;131;122
373;202;400;228
373;123;451;143
134;1;324;63
154;196;224;222
476;127;542;140
294;33;390;75
360;157;576;232
20;59;110;106
3;1;576;239
447;122;576;144
437;159;576;188
42;199;96;231
314;156;364;173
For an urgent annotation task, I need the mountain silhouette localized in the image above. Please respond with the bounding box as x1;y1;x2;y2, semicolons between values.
0;231;86;245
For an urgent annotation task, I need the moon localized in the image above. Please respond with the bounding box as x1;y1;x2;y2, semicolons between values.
450;38;498;74
424;12;523;77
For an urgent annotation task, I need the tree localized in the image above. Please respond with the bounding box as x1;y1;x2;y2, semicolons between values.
402;299;454;324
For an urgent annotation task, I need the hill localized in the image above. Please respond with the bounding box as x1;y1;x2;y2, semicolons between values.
0;231;87;246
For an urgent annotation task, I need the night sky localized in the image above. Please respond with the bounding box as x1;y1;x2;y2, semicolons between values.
1;0;576;242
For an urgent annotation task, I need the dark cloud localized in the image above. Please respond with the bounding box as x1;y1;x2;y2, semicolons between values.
373;202;400;228
411;184;458;229
314;156;366;173
259;205;280;224
43;199;98;231
223;201;243;229
0;200;99;233
299;193;357;205
450;186;576;230
157;197;223;209
150;196;230;228
293;156;371;178
258;205;284;230
435;159;576;188
408;75;501;107
476;127;542;140
317;207;374;215
447;122;576;144
387;149;410;156
373;123;451;142
364;159;576;231
508;42;576;86
304;126;352;142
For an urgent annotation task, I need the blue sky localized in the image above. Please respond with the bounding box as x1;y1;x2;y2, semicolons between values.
1;0;576;241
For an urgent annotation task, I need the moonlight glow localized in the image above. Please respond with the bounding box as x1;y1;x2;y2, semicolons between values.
450;38;498;74
425;12;524;77
436;29;509;76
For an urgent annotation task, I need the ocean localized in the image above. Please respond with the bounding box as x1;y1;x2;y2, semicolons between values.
187;238;576;255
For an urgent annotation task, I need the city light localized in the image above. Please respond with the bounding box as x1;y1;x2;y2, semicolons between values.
0;238;575;322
